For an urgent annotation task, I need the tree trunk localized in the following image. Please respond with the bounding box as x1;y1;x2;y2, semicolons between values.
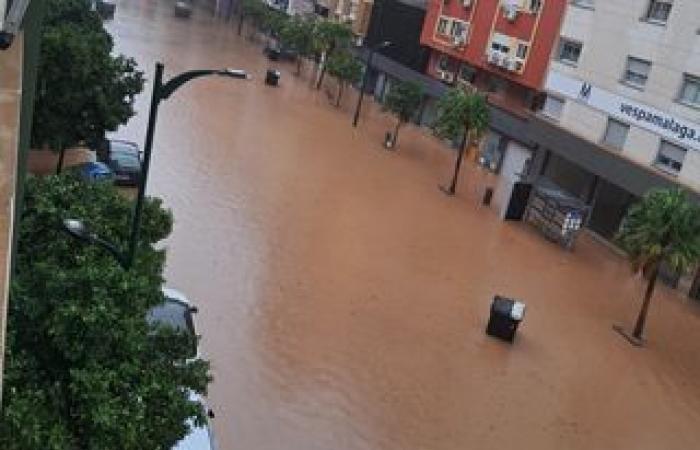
336;82;343;107
316;63;327;90
633;265;659;340
295;57;303;76
393;120;402;147
446;129;469;195
316;48;332;90
56;147;66;175
238;14;244;36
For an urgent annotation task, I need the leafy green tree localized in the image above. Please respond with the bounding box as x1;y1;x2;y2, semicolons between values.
312;20;353;90
32;0;144;174
615;188;700;342
382;80;423;149
279;15;315;75
326;50;363;107
433;88;490;195
0;175;211;450
238;0;267;37
261;9;288;38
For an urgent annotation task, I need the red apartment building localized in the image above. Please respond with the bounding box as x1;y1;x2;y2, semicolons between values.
420;0;566;112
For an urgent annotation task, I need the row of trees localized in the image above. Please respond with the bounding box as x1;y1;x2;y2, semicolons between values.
1;1;213;448
32;0;145;173
237;0;492;194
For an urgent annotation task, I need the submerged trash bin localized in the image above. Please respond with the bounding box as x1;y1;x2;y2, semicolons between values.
174;1;193;18
486;296;525;342
265;69;280;87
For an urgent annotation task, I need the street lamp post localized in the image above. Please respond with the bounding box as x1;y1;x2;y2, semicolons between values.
352;40;391;128
62;219;130;269
126;62;249;268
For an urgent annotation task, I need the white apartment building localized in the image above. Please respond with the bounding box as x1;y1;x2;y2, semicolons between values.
531;0;700;292
543;0;700;188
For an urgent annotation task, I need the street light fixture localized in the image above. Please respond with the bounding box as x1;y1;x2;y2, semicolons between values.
352;40;391;128
62;219;129;269
127;62;250;269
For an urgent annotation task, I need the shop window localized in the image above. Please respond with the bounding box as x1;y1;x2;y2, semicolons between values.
678;74;700;107
436;54;450;72
571;0;594;9
654;140;686;174
622;57;651;88
458;64;477;84
601;118;629;150
644;0;673;24
541;95;565;120
437;17;450;36
557;38;582;66
478;133;505;173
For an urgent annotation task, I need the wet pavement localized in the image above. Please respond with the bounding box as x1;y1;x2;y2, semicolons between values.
107;2;700;449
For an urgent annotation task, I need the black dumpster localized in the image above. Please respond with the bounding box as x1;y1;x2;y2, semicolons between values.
265;69;280;87
486;296;525;342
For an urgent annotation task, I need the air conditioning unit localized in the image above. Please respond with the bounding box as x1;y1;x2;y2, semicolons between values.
452;35;466;48
504;6;518;21
504;57;517;71
463;0;472;7
488;50;502;65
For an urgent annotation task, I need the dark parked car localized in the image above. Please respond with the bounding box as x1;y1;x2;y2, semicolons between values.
147;288;217;450
263;41;298;61
97;139;142;187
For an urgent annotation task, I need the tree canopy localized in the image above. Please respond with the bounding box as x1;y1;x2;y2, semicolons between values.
32;0;144;152
383;80;423;147
615;188;700;340
0;176;211;450
433;88;489;143
617;189;700;274
279;15;315;74
326;50;362;106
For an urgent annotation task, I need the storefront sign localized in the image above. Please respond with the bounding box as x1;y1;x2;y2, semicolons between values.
545;71;700;152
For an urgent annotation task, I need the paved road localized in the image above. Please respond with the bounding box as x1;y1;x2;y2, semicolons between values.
108;2;700;449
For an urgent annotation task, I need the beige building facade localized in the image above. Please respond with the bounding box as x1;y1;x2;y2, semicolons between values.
543;0;700;191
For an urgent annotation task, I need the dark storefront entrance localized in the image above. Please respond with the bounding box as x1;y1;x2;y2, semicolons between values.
588;180;638;240
540;151;637;241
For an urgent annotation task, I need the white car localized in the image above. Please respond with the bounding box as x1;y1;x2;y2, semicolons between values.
147;288;216;450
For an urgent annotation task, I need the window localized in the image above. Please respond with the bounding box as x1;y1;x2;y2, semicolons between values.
437;17;450;35
450;20;468;40
655;140;686;174
644;0;673;24
622;57;651;88
679;74;700;107
602;118;629;150
437;54;450;72
541;95;565;120
491;42;510;54
557;38;582;65
516;43;529;59
571;0;594;8
529;0;542;13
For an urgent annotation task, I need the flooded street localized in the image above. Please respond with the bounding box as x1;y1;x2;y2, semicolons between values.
107;2;700;449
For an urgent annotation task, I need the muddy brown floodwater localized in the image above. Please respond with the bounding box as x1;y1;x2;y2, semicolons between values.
106;2;700;449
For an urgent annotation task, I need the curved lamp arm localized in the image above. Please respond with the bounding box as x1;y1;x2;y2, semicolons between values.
159;68;249;100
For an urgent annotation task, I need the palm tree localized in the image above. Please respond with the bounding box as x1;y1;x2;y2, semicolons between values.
383;80;423;149
614;188;700;344
433;88;490;195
